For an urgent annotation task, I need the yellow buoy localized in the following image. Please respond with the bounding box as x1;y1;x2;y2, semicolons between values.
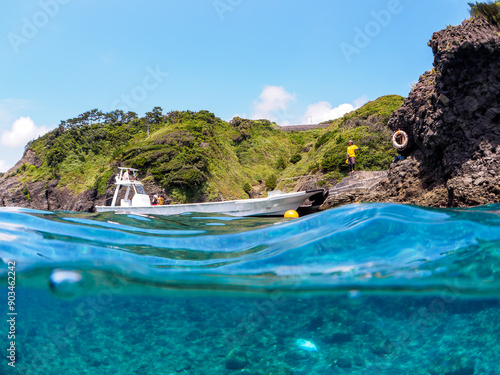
284;210;299;218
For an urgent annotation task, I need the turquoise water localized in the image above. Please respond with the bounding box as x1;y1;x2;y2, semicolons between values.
1;203;500;374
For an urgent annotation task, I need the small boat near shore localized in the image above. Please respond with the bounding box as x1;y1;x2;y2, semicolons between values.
95;168;327;217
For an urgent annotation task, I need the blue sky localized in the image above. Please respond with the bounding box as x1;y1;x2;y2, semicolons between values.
0;0;472;172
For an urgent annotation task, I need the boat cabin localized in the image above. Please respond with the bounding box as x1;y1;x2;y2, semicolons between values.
110;167;151;207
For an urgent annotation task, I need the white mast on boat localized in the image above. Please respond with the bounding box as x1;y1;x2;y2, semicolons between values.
110;167;151;207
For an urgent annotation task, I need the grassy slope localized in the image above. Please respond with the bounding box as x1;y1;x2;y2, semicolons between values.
11;95;404;203
281;95;405;185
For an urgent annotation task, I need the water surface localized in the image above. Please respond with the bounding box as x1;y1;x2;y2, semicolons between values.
1;203;499;374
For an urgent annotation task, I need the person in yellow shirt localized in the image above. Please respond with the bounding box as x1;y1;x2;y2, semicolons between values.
346;140;359;174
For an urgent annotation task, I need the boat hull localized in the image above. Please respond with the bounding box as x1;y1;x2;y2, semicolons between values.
95;190;323;217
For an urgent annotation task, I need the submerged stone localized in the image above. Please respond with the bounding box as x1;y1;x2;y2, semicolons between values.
225;350;248;370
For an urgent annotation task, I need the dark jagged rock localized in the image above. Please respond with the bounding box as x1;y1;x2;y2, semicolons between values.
322;17;500;209
378;17;500;207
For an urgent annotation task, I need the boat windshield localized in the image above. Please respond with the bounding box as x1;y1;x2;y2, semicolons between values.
135;185;146;195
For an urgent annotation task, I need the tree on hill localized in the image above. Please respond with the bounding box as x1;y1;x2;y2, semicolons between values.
144;106;164;133
105;110;138;125
60;109;139;129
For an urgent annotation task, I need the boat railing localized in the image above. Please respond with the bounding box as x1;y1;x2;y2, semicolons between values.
115;167;139;184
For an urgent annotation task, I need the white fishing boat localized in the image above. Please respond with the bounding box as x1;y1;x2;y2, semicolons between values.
95;167;327;217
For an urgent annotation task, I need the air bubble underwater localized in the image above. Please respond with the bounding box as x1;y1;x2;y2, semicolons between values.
49;269;85;298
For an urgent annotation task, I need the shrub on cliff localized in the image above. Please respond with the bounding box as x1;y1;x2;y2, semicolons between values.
469;1;500;25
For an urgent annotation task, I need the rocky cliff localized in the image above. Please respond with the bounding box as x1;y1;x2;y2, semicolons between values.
0;150;97;211
370;17;499;207
320;17;500;210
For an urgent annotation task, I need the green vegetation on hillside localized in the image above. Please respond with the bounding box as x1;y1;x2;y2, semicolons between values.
469;1;500;25
281;95;405;185
13;95;404;202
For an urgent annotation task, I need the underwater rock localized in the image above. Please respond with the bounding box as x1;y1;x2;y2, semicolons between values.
353;355;365;367
305;315;324;330
185;329;202;342
370;338;395;357
351;321;375;335
225;350;248;370
429;355;475;375
174;360;192;373
231;370;264;375
430;366;475;375
334;357;352;369
284;350;309;366
323;332;352;344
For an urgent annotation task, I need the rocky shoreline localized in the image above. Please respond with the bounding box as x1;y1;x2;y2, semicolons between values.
0;150;97;212
322;17;500;210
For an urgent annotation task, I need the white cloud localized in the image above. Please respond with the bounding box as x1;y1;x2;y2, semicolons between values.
251;86;296;124
1;117;48;148
301;95;369;124
302;102;355;124
248;87;370;125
